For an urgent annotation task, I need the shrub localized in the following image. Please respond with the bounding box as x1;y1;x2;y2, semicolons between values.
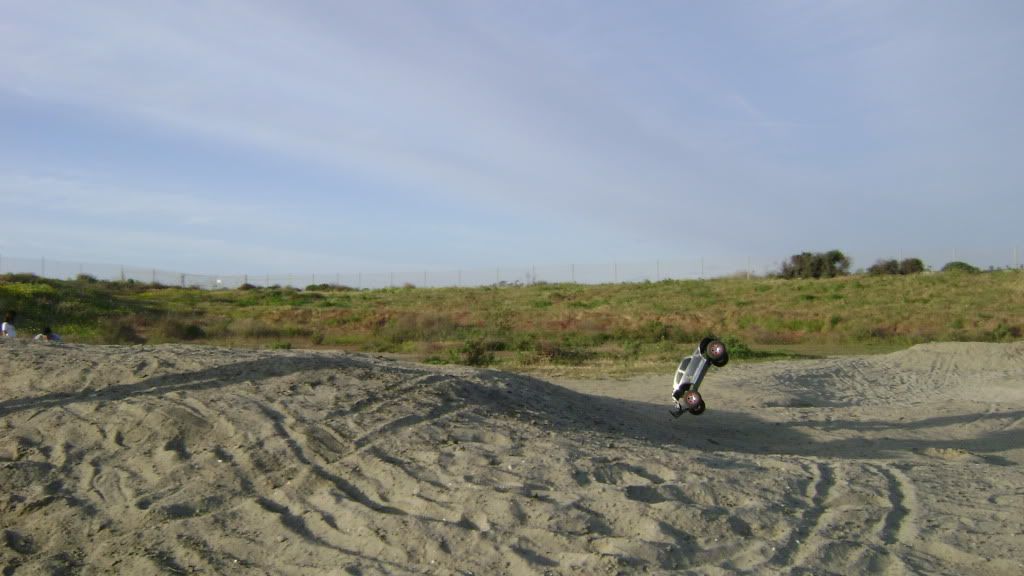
154;318;206;341
535;339;593;365
459;338;495;366
868;258;925;276
899;258;925;275
942;261;979;273
304;283;355;292
229;318;283;338
867;259;900;276
99;319;145;344
990;322;1022;341
1;273;44;284
720;335;756;359
375;312;461;344
779;250;850;278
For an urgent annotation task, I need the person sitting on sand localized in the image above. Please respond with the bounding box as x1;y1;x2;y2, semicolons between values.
1;311;15;338
34;326;61;342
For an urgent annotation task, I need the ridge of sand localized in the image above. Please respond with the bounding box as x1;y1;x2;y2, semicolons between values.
2;340;1022;575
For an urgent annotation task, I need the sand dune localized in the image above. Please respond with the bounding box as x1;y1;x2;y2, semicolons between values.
2;339;1022;575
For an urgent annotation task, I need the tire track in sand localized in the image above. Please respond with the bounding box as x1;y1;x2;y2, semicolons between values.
770;460;834;568
874;463;918;546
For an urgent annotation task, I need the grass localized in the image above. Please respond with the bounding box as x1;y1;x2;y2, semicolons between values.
2;270;1022;375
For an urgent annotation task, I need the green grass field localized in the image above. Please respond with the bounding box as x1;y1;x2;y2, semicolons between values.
2;270;1022;375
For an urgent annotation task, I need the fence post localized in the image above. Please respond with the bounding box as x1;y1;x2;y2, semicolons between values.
41;257;45;277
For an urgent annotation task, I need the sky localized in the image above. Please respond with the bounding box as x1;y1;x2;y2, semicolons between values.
1;0;1022;279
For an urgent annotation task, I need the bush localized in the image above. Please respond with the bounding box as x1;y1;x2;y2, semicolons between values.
942;261;979;273
868;258;925;276
99;319;145;344
375;312;461;344
229;318;283;338
305;283;355;292
459;338;495;366
1;273;44;284
154;318;206;341
535;339;593;365
867;259;900;276
899;258;925;275
779;250;850;279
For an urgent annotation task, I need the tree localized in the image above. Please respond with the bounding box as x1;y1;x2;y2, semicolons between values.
868;258;925;276
868;259;900;276
899;258;925;275
942;261;979;273
779;250;851;279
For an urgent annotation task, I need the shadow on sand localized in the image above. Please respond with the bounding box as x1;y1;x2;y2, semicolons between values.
2;351;1020;465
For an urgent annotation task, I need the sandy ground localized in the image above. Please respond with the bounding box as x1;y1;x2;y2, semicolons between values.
1;339;1022;575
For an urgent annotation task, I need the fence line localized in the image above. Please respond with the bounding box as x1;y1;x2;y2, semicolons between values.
0;249;1020;290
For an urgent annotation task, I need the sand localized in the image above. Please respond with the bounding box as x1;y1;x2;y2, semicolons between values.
1;339;1022;575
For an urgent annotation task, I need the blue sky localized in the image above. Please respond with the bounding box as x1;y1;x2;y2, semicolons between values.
1;1;1021;277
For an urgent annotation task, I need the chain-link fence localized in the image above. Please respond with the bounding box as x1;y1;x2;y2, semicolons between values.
0;248;1020;290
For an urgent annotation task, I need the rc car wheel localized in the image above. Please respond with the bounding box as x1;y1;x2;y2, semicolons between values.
706;339;728;367
682;390;702;409
698;337;714;355
688;400;706;415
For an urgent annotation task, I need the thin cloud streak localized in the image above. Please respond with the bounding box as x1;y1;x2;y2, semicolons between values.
1;1;1021;273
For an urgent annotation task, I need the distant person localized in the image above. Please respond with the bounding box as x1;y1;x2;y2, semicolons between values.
34;326;61;342
1;311;15;338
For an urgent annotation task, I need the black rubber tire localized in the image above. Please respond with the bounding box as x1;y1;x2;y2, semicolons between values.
710;350;729;368
698;337;714;355
705;339;728;364
688;401;706;415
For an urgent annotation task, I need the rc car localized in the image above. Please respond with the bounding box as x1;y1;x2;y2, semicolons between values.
670;336;728;417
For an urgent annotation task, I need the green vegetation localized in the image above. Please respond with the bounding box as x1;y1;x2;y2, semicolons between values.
778;250;851;279
2;269;1022;375
868;258;925;276
942;261;980;274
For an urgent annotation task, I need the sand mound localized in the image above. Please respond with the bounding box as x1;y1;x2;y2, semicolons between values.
2;340;1022;575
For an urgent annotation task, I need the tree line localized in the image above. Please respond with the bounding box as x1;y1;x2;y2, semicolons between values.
777;251;980;279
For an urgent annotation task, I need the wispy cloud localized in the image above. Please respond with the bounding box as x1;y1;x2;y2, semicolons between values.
1;1;1021;272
